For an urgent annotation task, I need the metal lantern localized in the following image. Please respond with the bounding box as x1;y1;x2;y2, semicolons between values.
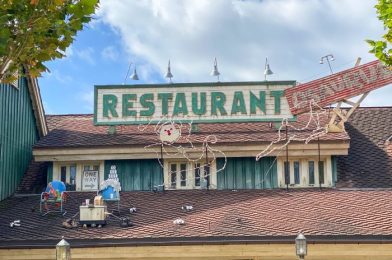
56;237;71;260
295;232;307;259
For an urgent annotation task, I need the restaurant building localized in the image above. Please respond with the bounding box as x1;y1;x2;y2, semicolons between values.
1;61;392;259
33;81;349;192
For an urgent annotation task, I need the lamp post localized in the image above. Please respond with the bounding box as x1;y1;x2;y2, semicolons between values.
56;236;71;260
319;54;335;74
295;232;307;260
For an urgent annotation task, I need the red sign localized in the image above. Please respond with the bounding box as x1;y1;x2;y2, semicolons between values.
285;60;392;115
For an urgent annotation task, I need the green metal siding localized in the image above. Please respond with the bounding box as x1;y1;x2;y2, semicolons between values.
0;79;39;200
104;159;162;191
217;157;277;189
47;162;53;183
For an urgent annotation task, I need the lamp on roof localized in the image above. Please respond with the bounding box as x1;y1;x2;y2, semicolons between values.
264;57;273;81
130;66;139;80
319;54;335;74
123;62;139;84
295;232;307;260
164;60;173;83
56;236;71;260
210;57;220;82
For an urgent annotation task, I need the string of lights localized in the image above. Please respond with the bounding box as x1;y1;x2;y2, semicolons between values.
256;99;331;161
138;117;227;188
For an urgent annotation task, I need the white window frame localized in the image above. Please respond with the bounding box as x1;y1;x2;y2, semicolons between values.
164;160;217;190
278;156;331;188
52;161;104;191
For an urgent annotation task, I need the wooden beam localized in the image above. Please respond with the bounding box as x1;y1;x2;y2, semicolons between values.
3;243;392;260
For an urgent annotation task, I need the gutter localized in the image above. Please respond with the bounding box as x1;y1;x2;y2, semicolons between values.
3;235;392;249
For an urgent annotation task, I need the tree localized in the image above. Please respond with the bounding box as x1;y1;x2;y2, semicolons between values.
0;0;99;82
367;0;392;66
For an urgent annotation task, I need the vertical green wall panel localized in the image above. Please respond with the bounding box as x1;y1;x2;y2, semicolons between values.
217;157;277;190
0;78;39;200
104;159;162;191
47;162;53;183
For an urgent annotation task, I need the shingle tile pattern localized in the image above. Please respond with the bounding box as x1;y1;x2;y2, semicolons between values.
337;107;392;188
16;161;48;194
1;189;392;246
34;113;349;149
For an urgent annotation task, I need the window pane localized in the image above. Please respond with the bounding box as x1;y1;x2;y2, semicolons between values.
284;161;290;185
195;163;201;187
308;161;315;185
84;165;90;171
60;166;67;183
180;163;187;187
204;163;210;187
294;161;300;184
93;165;99;171
170;164;177;189
70;165;76;184
319;161;325;184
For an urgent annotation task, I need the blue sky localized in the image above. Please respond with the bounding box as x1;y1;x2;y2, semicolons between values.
38;0;392;115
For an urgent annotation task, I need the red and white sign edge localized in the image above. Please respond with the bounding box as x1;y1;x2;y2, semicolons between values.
285;60;392;115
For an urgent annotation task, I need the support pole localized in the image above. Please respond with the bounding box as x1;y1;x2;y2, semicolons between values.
205;145;210;190
285;124;289;191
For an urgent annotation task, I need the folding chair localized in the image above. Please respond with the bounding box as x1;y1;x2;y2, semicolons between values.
40;181;67;216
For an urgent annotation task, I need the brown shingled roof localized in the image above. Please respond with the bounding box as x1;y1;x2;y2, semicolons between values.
34;113;349;149
337;107;392;188
2;189;392;248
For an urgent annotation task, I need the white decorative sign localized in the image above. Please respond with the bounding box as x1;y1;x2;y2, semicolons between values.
82;170;99;190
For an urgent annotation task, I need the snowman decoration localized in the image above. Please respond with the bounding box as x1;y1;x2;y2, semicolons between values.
159;121;181;144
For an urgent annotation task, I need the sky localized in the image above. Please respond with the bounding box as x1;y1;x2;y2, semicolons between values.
38;0;392;115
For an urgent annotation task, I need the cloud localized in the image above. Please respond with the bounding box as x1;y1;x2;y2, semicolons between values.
96;0;391;105
98;0;383;82
101;46;119;61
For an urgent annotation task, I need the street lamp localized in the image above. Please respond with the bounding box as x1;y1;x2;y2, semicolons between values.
295;232;307;260
56;236;71;260
319;54;335;74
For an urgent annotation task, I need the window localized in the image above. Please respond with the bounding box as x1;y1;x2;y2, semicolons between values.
166;161;215;190
280;158;329;188
308;161;315;185
180;163;187;187
170;162;188;189
70;166;76;185
284;161;290;185
170;164;177;189
60;166;67;183
195;163;201;187
294;161;300;184
319;161;325;184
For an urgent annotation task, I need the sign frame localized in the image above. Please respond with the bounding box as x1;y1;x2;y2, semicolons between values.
82;170;99;191
93;81;297;125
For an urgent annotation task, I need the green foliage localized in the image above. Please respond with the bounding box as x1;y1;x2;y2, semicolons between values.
0;0;99;82
368;0;392;66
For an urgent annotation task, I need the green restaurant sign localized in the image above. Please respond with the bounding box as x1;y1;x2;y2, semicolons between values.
94;81;295;125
